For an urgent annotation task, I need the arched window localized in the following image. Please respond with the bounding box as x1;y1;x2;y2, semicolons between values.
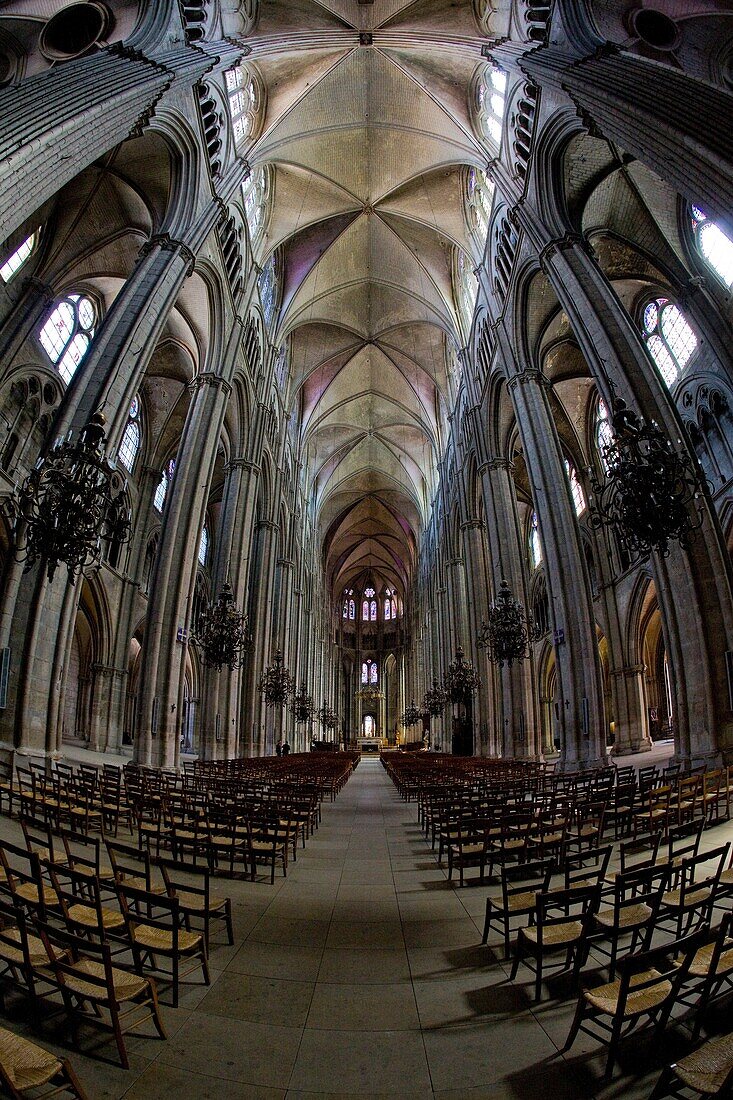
198;525;209;567
225;67;260;147
361;659;377;684
258;254;278;332
532;577;549;636
595;398;613;473
370;660;378;683
642;297;697;387
455;249;478;340
38;292;96;385
384;597;391;620
466;167;494;251
0;229;39;283
242;165;269;245
474;65;506;148
564;459;586;516
342;589;355;620
362;587;376;621
154;458;176;513
529;510;542;568
349;598;355;620
691;206;733;289
370;599;377;621
118;395;141;472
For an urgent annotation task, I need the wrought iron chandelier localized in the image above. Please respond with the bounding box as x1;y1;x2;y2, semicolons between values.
422;679;448;717
443;646;480;704
195;583;250;671
477;579;531;667
292;682;315;724
589;397;705;557
356;684;384;704
401;700;423;726
4;412;129;583
258;648;295;707
317;703;338;730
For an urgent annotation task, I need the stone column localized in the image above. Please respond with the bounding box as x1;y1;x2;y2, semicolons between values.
537;236;733;764
135;372;232;768
505;357;606;770
478;458;540;759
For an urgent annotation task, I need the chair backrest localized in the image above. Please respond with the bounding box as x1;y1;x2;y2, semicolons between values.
105;839;153;891
502;858;554;905
619;831;662;873
565;845;613;891
155;856;211;909
47;862;108;937
615;927;710;1014
19;815;54;864
666;820;704;864
609;863;669;946
677;845;730;908
33;918;115;1003
532;884;601;951
0;841;48;917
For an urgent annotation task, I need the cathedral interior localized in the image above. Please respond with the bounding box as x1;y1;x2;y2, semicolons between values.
0;0;733;1096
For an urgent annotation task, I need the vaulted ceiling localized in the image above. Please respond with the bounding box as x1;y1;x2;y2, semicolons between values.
247;0;488;604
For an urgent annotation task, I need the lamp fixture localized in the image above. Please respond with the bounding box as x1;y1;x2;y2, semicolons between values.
477;578;531;667
443;646;480;704
195;583;250;670
588;397;705;557
317;702;338;730
259;648;295;707
422;679;448;717
292;682;315;723
4;412;129;583
401;700;422;726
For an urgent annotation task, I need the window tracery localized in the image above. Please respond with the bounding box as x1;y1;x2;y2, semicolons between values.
118;395;141;473
474;64;506;149
564;459;586;516
595;398;613;473
342;589;355;620
466;167;494;251
198;525;209;567
0;230;39;283
529;510;542;568
455;249;478;341
225;66;261;147
242;165;269;246
154;458;176;513
258;253;278;333
642;297;698;387
691;205;733;289
361;659;377;684
38;292;96;385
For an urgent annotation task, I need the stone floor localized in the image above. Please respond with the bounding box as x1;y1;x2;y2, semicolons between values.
0;755;730;1098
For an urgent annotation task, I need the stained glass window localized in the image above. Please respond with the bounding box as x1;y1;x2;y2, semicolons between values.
642;297;697;387
198;525;209;567
466;167;494;250
564;459;586;516
529;510;542;568
225;67;259;147
242;166;269;244
154;458;176;513
691;206;733;289
118;395;141;472
0;230;38;283
38;293;96;385
258;255;278;332
455;249;478;340
475;65;506;148
595;398;613;473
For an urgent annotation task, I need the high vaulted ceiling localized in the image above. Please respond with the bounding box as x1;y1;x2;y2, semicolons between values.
247;0;488;606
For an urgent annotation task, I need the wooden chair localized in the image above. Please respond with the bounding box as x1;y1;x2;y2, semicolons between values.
115;882;210;1008
509;883;601;1002
155;857;234;952
562;928;710;1079
47;862;127;952
566;801;607;857
658;846;729;940
677;913;733;1042
0;1025;89;1099
604;782;636;840
0;840;58;917
34;919;167;1069
105;839;161;894
591;863;669;980
250;813;288;884
648;1029;733;1100
633;784;673;839
447;816;491;887
564;845;613;895
482;857;553;959
0;894;59;1022
0;761;16;820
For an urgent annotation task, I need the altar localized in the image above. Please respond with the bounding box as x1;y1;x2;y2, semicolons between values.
357;737;385;754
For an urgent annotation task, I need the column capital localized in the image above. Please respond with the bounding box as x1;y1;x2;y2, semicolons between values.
461;518;485;531
188;372;232;396
225;458;260;474
257;519;280;531
538;232;589;269
479;456;514;474
506;368;551;392
138;232;196;276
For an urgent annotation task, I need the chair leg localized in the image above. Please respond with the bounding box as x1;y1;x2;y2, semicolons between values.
481;901;490;945
109;1002;130;1070
603;1015;624;1079
225;899;234;945
647;1066;676;1100
561;995;587;1054
148;981;167;1039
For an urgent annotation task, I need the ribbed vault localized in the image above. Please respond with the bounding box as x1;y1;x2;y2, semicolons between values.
247;0;487;602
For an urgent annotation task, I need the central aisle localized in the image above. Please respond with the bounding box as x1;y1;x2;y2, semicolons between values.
115;757;599;1099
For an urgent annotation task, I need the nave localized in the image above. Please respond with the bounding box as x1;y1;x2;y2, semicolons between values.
0;757;731;1098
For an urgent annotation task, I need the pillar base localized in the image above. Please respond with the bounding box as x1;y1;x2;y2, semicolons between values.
610;737;653;757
